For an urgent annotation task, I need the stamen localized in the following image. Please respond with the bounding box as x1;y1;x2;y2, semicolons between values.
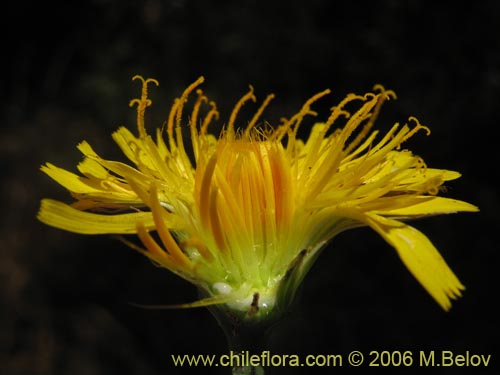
274;89;331;142
190;89;208;160
191;90;207;131
244;93;275;138
300;93;371;197
175;77;205;135
373;84;397;101
129;76;159;138
344;85;397;155
399;116;431;146
323;93;366;136
164;76;205;151
200;101;219;136
166;98;181;150
227;85;256;140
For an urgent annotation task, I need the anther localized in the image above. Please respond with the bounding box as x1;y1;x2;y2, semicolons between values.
227;85;257;139
244;93;276;138
129;76;159;138
373;84;397;100
200;101;219;136
166;77;205;150
400;117;431;145
274;89;330;142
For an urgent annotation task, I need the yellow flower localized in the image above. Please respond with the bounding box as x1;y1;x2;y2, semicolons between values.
38;76;478;318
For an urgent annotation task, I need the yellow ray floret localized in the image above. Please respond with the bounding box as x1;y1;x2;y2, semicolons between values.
38;199;156;234
38;76;478;313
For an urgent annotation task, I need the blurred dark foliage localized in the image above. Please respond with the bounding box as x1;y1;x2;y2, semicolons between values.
1;1;499;374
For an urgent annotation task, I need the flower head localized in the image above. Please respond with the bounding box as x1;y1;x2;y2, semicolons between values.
38;76;478;319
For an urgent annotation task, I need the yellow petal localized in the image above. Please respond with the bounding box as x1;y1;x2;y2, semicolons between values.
77;157;109;179
397;168;462;187
41;163;102;194
41;162;142;204
77;140;100;157
37;199;155;234
112;127;139;161
363;213;464;311
371;196;479;217
112;127;156;170
427;169;461;181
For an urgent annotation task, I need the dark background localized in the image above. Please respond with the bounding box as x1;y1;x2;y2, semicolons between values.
1;1;499;374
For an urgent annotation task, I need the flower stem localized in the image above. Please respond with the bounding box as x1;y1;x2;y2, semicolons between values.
232;364;265;375
207;303;271;375
224;323;267;375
